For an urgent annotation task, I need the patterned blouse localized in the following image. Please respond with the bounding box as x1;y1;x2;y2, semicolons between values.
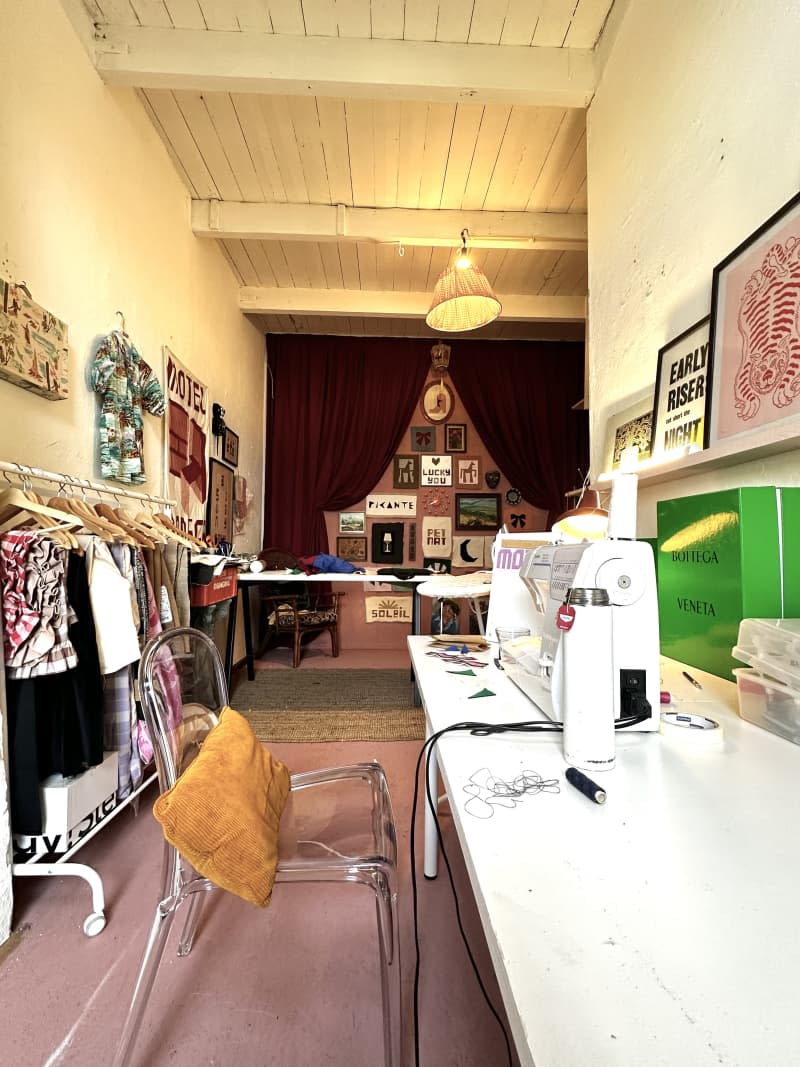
90;330;165;484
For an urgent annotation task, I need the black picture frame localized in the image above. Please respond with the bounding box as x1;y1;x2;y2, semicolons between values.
206;458;234;544
651;316;710;461
445;423;467;452
455;493;501;532
222;427;239;466
707;189;800;449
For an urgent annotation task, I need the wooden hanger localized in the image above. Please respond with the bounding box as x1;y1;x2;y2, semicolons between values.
48;495;135;546
0;487;82;548
93;502;158;549
134;508;196;549
154;511;206;549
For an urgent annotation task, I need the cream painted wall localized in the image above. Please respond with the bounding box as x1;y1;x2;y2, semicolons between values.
0;0;266;941
587;0;800;537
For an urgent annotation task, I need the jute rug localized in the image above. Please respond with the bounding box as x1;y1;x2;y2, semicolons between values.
232;668;425;742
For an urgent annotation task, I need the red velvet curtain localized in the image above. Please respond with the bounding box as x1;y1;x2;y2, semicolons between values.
264;335;432;554
448;340;588;525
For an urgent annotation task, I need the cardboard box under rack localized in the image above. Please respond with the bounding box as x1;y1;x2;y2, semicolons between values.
657;486;800;680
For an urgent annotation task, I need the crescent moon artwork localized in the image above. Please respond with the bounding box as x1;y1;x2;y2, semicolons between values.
460;538;479;563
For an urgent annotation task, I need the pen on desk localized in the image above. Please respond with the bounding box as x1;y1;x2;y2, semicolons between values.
565;767;607;805
682;670;703;690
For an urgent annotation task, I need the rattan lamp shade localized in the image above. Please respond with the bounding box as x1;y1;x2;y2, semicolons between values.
425;263;502;332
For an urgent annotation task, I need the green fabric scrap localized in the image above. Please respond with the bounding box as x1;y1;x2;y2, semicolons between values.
446;669;476;676
468;687;495;699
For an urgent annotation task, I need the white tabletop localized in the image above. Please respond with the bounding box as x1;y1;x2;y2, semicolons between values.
238;569;430;584
408;634;800;1067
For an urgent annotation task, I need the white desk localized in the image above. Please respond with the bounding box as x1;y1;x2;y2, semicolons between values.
408;634;800;1067
233;569;430;681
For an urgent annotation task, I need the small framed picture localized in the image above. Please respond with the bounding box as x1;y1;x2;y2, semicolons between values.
222;427;239;466
339;511;365;533
206;458;234;544
410;426;436;452
601;388;654;473
651;316;710;461
337;536;367;562
455;493;501;532
393;454;419;489
420;380;454;424
445;423;466;452
456;455;481;487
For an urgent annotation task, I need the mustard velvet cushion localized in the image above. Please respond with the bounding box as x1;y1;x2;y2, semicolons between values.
152;706;291;908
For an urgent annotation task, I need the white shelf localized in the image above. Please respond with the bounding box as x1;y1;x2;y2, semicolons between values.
598;419;800;488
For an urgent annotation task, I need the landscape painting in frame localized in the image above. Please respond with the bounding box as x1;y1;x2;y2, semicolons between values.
708;190;800;448
339;511;365;533
455;493;501;532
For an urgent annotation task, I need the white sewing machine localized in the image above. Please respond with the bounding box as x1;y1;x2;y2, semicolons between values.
501;538;660;731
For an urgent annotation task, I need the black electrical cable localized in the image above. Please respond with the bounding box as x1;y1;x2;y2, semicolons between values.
410;704;651;1066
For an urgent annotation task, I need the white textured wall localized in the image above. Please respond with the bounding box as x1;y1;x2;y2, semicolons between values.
0;1;267;941
587;0;800;536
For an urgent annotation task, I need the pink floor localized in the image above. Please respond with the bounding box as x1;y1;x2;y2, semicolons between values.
0;642;520;1067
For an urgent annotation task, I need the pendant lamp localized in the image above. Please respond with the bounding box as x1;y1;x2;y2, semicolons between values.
425;230;502;332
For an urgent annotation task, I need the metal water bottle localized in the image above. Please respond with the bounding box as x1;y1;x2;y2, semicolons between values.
561;587;616;772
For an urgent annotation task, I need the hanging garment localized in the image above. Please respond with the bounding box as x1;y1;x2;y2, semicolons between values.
80;536;141;674
163;541;190;628
3;543;104;836
1;531;77;679
103;664;140;801
143;544;179;632
90;329;165;484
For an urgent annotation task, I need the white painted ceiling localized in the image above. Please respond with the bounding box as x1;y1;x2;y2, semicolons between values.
63;0;621;339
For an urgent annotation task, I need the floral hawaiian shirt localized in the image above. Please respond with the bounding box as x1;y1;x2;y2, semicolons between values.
90;330;165;484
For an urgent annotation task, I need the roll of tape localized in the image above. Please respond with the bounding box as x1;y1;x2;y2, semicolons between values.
660;711;725;749
249;559;265;573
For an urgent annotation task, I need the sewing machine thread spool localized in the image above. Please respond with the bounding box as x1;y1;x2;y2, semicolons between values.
562;587;616;772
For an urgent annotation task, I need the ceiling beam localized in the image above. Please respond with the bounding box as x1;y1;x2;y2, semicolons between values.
238;287;585;322
92;28;595;106
193;201;588;252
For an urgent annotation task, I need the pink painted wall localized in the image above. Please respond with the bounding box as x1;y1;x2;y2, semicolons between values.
323;375;547;650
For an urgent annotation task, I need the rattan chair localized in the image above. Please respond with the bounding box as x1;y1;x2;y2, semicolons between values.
113;627;400;1067
257;547;343;667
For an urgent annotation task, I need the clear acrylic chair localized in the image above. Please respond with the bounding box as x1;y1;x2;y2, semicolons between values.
113;627;400;1067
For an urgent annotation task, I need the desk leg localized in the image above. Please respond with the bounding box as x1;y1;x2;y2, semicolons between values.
240;584;255;681
423;722;439;879
224;594;237;692
412;588;421;707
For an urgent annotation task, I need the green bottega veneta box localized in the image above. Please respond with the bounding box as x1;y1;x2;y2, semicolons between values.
656;487;800;680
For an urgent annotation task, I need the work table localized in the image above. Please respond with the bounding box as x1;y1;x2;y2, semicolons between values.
408;635;800;1067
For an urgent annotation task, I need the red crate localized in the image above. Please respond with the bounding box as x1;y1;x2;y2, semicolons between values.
189;568;239;607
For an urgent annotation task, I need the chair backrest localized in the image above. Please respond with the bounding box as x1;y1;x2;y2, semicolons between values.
138;627;229;793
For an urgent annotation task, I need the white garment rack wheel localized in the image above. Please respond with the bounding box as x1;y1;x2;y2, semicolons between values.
12;861;107;936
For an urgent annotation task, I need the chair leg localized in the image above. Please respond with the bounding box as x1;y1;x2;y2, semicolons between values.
330;625;339;659
293;630;302;668
376;879;402;1067
177;887;210;957
112;899;179;1067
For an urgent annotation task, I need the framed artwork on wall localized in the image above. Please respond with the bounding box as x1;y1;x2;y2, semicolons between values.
393;454;419;488
456;456;481;487
337;536;367;562
420;379;454;424
707;190;800;449
601;388;654;473
222;427;239;466
445;423;466;452
455;493;501;532
410;426;436;452
206;459;234;544
651;316;710;461
339;511;365;533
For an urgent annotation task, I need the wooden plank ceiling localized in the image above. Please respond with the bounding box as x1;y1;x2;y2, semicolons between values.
66;0;618;339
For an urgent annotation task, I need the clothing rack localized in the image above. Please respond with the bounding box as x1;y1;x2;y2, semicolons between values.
2;458;174;937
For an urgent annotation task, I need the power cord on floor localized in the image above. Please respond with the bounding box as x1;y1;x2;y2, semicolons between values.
411;707;650;1066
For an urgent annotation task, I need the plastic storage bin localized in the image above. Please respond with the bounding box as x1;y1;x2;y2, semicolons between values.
732;617;800;689
189;568;238;607
733;667;800;745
